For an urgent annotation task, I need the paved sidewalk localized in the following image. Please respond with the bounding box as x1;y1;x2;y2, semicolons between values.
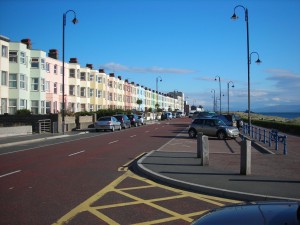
136;131;300;201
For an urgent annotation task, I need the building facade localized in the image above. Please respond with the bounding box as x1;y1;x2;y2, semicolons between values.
0;36;185;115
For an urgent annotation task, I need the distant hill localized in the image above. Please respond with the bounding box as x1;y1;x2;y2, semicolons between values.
252;105;300;113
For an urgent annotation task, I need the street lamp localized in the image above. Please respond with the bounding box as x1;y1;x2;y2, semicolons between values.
156;76;162;109
211;89;216;112
214;76;221;114
227;81;235;114
231;5;261;129
62;10;78;134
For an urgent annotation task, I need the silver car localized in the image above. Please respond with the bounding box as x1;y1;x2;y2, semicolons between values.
94;116;121;132
188;118;239;140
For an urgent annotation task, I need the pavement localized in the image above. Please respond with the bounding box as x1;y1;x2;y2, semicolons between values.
1;122;300;202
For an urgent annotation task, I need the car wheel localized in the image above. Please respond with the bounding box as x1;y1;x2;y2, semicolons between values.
217;131;226;140
134;123;138;127
119;125;121;131
111;126;115;132
95;129;99;132
188;129;197;138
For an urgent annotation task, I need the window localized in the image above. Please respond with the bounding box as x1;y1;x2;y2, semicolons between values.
46;62;50;72
1;45;8;57
31;100;39;114
54;64;57;74
97;90;102;98
98;76;102;83
69;85;75;96
1;98;7;114
109;80;113;88
19;99;26;110
20;52;26;64
89;74;94;81
46;101;51;114
41;101;45;114
9;51;18;63
80;87;86;97
80;72;86;81
89;104;94;112
77;85;80;96
41;78;45;91
31;58;39;68
41;58;45;70
69;69;75;78
9;73;17;88
20;74;26;89
89;88;94;97
109;93;113;101
45;81;50;92
8;99;17;114
54;82;57;94
1;71;7;85
31;78;39;91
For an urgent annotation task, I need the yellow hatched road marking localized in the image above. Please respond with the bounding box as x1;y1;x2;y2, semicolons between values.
52;170;241;225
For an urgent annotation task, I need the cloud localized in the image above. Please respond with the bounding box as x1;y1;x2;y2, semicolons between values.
265;69;300;89
100;62;196;74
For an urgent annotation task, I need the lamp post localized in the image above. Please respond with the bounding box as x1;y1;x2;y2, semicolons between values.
62;10;78;134
214;76;221;114
173;89;178;111
231;5;261;128
227;81;234;114
156;76;162;110
211;89;216;112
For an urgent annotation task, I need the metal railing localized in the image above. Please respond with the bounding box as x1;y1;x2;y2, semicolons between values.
242;124;287;155
38;119;51;133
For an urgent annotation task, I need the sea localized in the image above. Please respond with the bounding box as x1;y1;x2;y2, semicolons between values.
257;112;300;119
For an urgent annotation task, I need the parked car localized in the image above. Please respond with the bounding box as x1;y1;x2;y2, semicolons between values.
224;114;244;129
113;114;131;129
161;112;173;120
188;118;240;140
191;201;300;225
94;116;121;132
127;114;141;127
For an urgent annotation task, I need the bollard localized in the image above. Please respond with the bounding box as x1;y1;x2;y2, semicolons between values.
263;129;266;144
240;139;251;175
197;132;203;158
283;136;287;155
269;131;272;147
200;135;209;166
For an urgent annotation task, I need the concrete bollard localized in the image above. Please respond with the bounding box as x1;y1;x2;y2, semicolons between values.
240;139;251;175
197;133;209;166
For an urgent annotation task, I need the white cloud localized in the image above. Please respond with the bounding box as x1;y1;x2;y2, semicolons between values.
100;62;195;74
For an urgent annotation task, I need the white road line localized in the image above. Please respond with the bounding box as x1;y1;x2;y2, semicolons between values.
130;135;136;138
0;170;22;178
68;150;85;157
145;131;150;133
108;140;119;144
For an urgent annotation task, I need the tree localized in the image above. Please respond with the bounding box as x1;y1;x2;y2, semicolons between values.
136;99;143;111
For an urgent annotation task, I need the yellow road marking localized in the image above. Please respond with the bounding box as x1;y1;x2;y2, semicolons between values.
52;170;241;225
118;152;147;171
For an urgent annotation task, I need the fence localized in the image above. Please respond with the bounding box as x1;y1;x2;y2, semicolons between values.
242;124;287;155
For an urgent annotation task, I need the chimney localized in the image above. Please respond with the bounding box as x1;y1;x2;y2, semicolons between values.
131;82;135;85
21;38;32;49
125;79;129;83
69;58;78;63
109;73;115;77
48;49;59;59
86;64;93;69
99;69;105;73
118;76;122;80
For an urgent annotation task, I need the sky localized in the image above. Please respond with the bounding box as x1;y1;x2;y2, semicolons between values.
1;0;300;112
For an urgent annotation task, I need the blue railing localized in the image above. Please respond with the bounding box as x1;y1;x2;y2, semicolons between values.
242;124;287;155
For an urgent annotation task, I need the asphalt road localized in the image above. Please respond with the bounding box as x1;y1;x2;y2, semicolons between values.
0;119;238;225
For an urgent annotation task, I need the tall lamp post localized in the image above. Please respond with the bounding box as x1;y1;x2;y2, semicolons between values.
156;76;162;109
227;81;235;114
214;76;221;114
231;5;261;128
62;10;78;134
211;89;216;112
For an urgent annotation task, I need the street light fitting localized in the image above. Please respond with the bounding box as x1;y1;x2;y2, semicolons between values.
72;17;79;24
250;51;262;64
231;13;238;20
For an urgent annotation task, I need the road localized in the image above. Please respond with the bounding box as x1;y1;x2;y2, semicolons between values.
0;119;239;225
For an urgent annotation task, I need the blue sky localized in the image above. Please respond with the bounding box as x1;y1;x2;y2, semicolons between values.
1;0;300;111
